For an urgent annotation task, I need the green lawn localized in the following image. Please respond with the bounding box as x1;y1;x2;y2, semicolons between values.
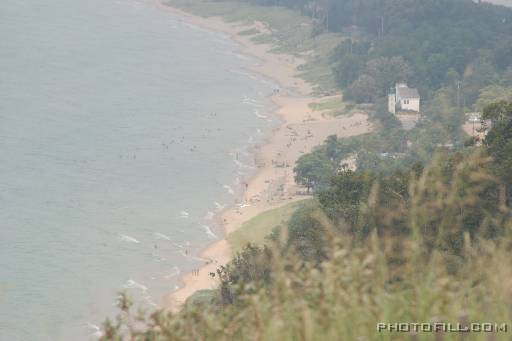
227;199;311;252
308;96;346;114
184;289;217;309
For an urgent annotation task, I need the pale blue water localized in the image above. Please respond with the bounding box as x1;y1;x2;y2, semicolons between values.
0;0;276;339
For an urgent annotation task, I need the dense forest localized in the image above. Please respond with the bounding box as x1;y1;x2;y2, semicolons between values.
102;1;512;339
290;0;512;190
240;0;512;101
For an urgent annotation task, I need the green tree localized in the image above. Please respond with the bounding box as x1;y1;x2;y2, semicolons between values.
344;74;378;103
294;152;336;192
364;56;413;95
333;54;365;88
317;170;374;232
286;202;329;262
482;101;512;205
475;85;512;111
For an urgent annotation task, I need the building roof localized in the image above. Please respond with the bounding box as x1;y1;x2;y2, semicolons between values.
397;87;420;99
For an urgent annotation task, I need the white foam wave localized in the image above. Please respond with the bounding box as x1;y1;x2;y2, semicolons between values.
123;279;148;293
214;202;225;211
230;52;251;61
179;210;189;219
178;250;207;262
227;68;251;77
182;22;204;33
142;294;157;307
118;234;140;244
223;185;235;195
204;211;215;220
154;232;171;241
202;225;218;239
87;322;100;331
234;159;254;169
164;266;181;279
243;95;265;108
87;323;102;338
151;253;166;262
211;37;232;46
253;109;268;119
172;242;184;249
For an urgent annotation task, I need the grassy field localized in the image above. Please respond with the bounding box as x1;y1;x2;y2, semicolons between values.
308;95;347;116
227;199;311;252
308;95;369;117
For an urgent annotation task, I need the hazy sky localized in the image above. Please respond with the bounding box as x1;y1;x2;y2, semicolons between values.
485;0;512;7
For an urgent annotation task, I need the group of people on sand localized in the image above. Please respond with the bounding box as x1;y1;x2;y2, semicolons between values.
190;257;220;277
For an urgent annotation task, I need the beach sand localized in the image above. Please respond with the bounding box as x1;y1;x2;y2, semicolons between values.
155;1;373;310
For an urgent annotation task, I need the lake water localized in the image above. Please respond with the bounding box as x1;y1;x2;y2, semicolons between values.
0;0;276;339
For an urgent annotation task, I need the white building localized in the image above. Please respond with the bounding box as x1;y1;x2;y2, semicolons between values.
388;83;420;114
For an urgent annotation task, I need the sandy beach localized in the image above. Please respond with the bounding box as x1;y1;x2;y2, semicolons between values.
155;1;372;310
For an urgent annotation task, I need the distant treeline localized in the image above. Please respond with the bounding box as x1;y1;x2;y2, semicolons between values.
286;0;512;189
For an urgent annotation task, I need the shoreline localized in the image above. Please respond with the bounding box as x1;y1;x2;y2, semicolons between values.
154;0;373;310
